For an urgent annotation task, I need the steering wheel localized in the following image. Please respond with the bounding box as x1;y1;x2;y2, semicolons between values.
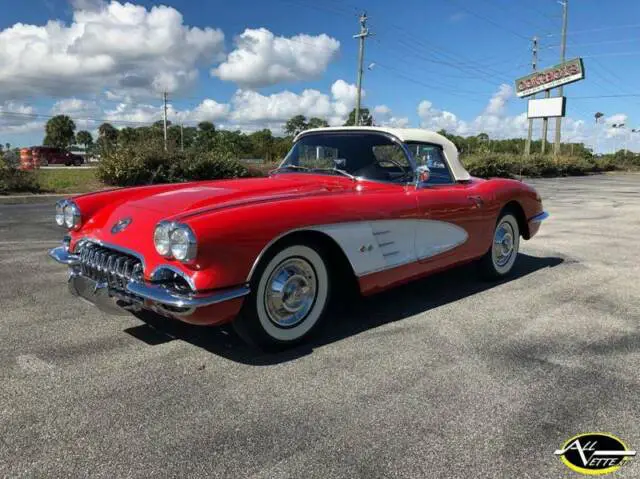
375;156;407;170
374;157;413;181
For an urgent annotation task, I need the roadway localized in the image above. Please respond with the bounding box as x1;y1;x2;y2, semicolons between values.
1;174;639;478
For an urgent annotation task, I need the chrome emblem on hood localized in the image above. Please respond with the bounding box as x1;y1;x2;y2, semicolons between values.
111;217;132;234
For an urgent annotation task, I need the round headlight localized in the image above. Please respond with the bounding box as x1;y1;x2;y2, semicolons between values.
55;200;66;227
153;221;173;257
170;225;197;262
63;202;81;229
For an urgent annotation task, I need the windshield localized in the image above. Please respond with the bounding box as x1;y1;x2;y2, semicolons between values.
278;132;414;183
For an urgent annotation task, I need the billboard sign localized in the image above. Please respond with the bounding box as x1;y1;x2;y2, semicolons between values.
527;97;566;119
515;58;584;98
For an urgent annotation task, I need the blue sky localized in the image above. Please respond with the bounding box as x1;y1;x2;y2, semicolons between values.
1;0;639;152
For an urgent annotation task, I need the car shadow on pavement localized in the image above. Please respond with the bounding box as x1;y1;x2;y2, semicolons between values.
125;253;564;365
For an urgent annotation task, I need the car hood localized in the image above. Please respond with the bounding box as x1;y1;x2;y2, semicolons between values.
76;175;358;261
122;175;355;220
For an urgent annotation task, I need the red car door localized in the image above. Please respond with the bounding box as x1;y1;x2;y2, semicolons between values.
408;144;491;267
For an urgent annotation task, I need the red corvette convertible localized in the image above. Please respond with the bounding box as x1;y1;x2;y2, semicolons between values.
49;127;547;349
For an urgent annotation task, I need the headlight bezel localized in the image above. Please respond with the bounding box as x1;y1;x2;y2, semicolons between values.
170;225;197;262
153;222;197;263
153;220;174;257
57;200;81;230
55;200;66;227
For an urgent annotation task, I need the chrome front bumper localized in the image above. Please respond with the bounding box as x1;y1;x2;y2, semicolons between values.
49;245;250;310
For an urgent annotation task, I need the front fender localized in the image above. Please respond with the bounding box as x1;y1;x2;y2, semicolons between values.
183;189;417;291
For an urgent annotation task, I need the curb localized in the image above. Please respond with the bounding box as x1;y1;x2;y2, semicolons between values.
0;194;78;205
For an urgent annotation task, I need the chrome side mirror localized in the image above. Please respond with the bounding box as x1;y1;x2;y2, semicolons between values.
415;165;431;186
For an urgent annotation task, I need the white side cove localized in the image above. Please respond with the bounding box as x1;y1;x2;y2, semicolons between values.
312;219;468;277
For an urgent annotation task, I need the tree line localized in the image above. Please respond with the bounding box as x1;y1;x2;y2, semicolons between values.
31;106;606;164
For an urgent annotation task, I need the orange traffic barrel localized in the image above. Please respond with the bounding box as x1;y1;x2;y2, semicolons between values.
19;148;33;170
31;148;41;168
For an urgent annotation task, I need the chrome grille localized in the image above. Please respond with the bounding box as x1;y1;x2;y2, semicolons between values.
76;241;142;290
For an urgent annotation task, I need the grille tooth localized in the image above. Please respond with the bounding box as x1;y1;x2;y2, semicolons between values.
75;242;141;288
105;254;113;284
87;248;96;276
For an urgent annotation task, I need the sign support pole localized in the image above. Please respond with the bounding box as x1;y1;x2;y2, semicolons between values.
524;36;538;157
554;0;569;156
541;89;550;155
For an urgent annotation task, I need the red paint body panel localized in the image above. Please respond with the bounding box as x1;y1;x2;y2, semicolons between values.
67;173;544;325
151;298;244;326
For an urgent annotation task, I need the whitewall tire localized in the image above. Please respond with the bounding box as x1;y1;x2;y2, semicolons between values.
479;212;520;279
233;243;331;349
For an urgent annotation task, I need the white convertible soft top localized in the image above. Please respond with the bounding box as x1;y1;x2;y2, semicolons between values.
296;126;471;182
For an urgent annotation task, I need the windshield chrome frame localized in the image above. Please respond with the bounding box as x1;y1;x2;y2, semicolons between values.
276;130;417;185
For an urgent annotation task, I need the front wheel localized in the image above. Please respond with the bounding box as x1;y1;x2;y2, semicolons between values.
478;212;520;279
233;243;331;350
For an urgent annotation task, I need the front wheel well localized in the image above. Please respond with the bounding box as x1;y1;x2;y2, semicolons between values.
249;230;359;296
501;201;530;239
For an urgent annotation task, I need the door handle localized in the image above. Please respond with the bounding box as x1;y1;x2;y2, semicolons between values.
467;195;484;207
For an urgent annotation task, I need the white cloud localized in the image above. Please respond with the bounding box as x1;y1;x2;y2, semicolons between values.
180;99;230;123
373;104;409;128
605;113;627;126
227;79;359;131
39;79;358;135
417;84;527;138
0;1;225;101
51;98;101;117
0;102;43;135
212;28;340;88
70;0;105;11
373;105;391;116
417;100;467;134
484;84;512;116
102;98;230;126
103;102;161;124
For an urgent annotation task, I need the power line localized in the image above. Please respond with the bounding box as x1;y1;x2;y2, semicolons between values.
0;110;156;126
582;51;640;58
445;0;530;40
544;38;640;50
372;62;493;103
546;22;640;37
571;93;640;100
477;0;552;33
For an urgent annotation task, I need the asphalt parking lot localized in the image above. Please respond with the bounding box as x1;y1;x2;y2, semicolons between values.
1;173;639;478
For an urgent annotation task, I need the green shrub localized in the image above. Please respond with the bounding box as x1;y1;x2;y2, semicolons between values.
462;153;516;178
462;153;608;179
0;168;40;194
243;161;280;178
97;144;249;186
178;150;249;181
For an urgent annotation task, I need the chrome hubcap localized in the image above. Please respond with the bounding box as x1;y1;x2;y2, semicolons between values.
493;221;515;267
265;258;317;328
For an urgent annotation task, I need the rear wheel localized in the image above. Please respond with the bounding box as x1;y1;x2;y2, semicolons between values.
233;243;331;350
478;212;520;279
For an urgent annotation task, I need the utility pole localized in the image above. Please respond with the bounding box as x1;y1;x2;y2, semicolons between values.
180;123;184;152
553;0;569;156
524;36;538;157
541;89;550;154
353;12;371;126
163;91;168;151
